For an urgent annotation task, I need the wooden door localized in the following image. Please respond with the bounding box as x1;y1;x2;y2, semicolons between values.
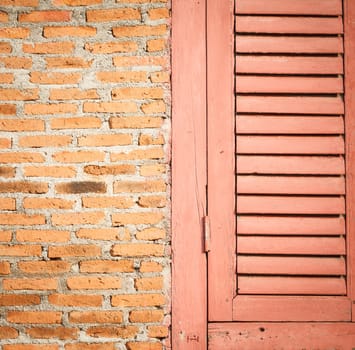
207;0;355;348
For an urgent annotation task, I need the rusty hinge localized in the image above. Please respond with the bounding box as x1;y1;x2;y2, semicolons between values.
204;215;211;253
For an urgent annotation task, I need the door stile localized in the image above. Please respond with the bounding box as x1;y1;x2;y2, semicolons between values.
207;0;236;321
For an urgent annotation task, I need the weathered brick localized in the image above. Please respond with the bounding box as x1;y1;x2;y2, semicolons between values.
0;152;45;163
114;180;166;193
24;166;76;178
87;8;140;22
0;326;18;339
112;87;164;100
65;344;115;350
18;261;71;274
23;198;74;209
17;229;70;242
26;327;78;340
53;151;105;163
135;277;163;291
0;104;16;115
3;278;58;290
24;103;77;115
19;10;71;22
0;198;15;210
7;311;62;324
0;261;10;274
19;135;72;148
67;276;121;290
111;244;164;257
0;294;40;306
69;311;123;324
48;294;102;307
136;228;166;240
148;8;169;20
48;245;101;257
113;25;167;37
76;228;130;241
50;88;99;100
0;73;13;83
23;42;74;54
53;0;102;5
0;214;45;225
30;72;81;84
0;245;42;256
0;181;48;193
111;294;165;307
139;134;165;146
113;55;168;68
56;181;106;194
84;164;135;176
138;196;166;208
109;116;163;129
0;57;32;68
86;325;138;338
82;196;133;209
140;164;166;176
44;26;96;37
0;167;15;178
80;260;134;273
0;11;8;22
0;42;11;53
0;230;12;242
52;212;105;226
126;343;162;350
3;346;58;350
148;326;168;338
147;38;166;52
46;57;92;68
129;309;164;323
112;212;163;225
51;117;101;130
141;100;166;114
78;134;132;147
0;0;38;5
150;71;169;83
83;101;137;113
0;88;38;101
0;27;29;39
86;42;138;54
0;137;11;149
140;261;163;272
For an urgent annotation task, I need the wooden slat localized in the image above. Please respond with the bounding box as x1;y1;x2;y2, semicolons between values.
236;36;344;54
237;216;345;235
237;96;345;115
236;116;344;134
237;176;345;195
236;55;344;75
238;276;346;295
237;236;346;255
237;196;345;214
236;16;343;34
237;156;345;175
236;0;343;15
237;136;344;154
237;256;346;275
236;76;343;94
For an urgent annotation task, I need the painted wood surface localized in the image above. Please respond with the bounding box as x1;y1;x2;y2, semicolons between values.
171;0;207;348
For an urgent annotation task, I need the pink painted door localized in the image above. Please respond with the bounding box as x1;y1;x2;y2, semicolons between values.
207;0;355;348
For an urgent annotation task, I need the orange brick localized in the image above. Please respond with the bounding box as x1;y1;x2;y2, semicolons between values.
76;228;131;241
0;104;16;115
3;346;58;350
0;88;38;101
0;167;15;178
86;42;138;54
140;261;163;272
129;309;164;323
65;344;115;350
69;311;123;324
86;326;138;338
23;198;74;209
26;327;78;340
0;261;10;274
0;181;47;193
112;87;164;100
24;103;77;115
19;135;72;147
116;0;167;2
113;55;168;68
111;148;164;161
67;276;121;290
0;12;8;22
0;294;40;306
0;27;29;39
53;0;102;5
0;40;11;52
51;117;101;130
7;311;62;324
3;278;57;290
0;326;18;339
24;166;76;178
97;71;146;83
150;71;169;83
114;180;166;193
0;152;45;163
148;325;168;338
46;57;92;68
78;134;132;147
0;57;32;69
82;196;133;209
44;26;96;38
0;120;47;133
19;10;71;22
52;212;105;226
0;214;45;225
17;229;70;242
56;182;106;194
112;212;163;225
135;277;163;291
84;164;135;176
111;244;164;257
48;245;101;258
48;294;103;307
18;261;71;274
83;101;137;113
23;42;74;54
30;72;81;84
136;228;166;240
111;294;165;307
138;196;166;208
140;164;165;176
141;100;166;114
0;230;12;242
53;151;105;163
113;25;166;37
0;137;11;149
80;259;133;273
0;0;38;5
126;343;162;350
0;245;42;256
0;198;15;210
147;38;166;52
148;8;169;20
50;88;99;100
87;8;140;22
139;134;165;146
109;116;163;129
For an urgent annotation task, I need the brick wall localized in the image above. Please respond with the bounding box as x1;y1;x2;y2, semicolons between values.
0;0;171;349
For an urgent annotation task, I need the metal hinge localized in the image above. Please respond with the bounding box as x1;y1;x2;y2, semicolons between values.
203;215;211;253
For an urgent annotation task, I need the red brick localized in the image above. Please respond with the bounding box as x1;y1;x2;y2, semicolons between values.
80;260;134;273
114;180;166;193
0;167;15;178
0;294;40;306
0;42;11;53
17;229;70;242
78;134;132;147
0;104;16;115
111;244;164;257
0;0;38;5
19;10;71;22
147;39;166;52
23;42;74;54
65;345;115;350
26;327;78;340
0;261;10;274
0;245;42;256
113;55;168;68
129;309;164;323
44;26;96;37
24;166;76;178
111;294;165;307
3;278;58;290
0;27;29;39
30;72;81;84
48;245;101;258
135;277;163;291
19;135;72;148
109;116;163;129
7;311;62;324
112;87;164;100
86;42;138;54
0;119;46;133
126;343;162;350
147;325;168;338
52;212;105;226
0;152;45;163
83;101;137;113
3;346;58;350
150;71;169;83
84;164;135;176
56;181;106;194
112;212;163;225
0;181;47;193
0;198;15;210
18;261;71;274
50;88;99;100
0;137;11;149
23;198;74;209
53;0;102;5
0;214;45;225
140;261;163;272
113;24;167;37
82;196;133;209
24;103;77;115
136;228;166;240
148;8;169;20
0;11;8;22
0;74;12;84
138;195;166;208
0;326;18;339
67;276;121;290
87;8;140;22
52;151;105;163
0;230;12;242
46;57;92;68
86;326;138;338
48;294;102;307
69;311;123;323
0;88;38;101
51;117;101;130
76;228;131;241
141;100;166;114
0;57;32;68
